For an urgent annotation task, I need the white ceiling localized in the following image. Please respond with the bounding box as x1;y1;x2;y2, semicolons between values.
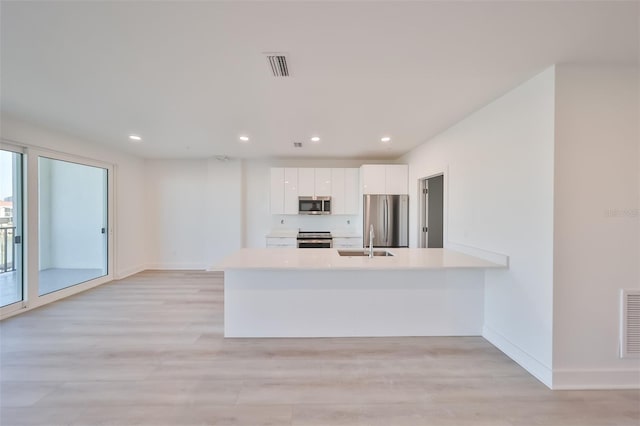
1;1;638;160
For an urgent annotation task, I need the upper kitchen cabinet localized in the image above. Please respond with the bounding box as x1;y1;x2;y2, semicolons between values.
385;165;409;195
270;167;358;215
297;168;315;196
270;167;298;214
315;168;332;196
361;164;408;195
330;168;359;215
297;168;332;197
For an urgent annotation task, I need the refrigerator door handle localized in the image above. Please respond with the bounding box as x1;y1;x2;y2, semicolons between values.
384;197;389;244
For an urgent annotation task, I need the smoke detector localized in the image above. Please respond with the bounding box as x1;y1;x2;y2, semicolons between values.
264;52;290;77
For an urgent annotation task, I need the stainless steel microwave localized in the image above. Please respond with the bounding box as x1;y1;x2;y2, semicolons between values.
298;196;331;215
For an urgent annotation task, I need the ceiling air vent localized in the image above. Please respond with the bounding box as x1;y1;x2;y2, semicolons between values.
293;142;303;148
620;289;640;358
264;52;290;77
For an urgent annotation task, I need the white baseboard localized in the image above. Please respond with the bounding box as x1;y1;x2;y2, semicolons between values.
483;325;553;389
145;263;207;270
115;265;146;280
446;242;509;267
552;368;640;390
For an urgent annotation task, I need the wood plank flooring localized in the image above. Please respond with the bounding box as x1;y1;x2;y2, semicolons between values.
1;270;638;426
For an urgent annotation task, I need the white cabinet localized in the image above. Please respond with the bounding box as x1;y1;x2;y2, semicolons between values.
270;167;298;214
361;164;408;195
266;237;296;248
298;168;332;197
330;168;345;214
361;165;386;194
270;168;285;214
331;168;359;215
332;237;363;248
344;168;359;214
270;167;359;215
315;168;332;196
298;168;315;196
385;165;409;195
283;168;298;214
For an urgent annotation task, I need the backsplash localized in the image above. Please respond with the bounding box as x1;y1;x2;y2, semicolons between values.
271;214;361;233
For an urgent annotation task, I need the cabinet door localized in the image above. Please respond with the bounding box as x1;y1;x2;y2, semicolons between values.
344;168;359;214
270;168;284;214
330;168;345;214
315;168;332;196
298;168;315;196
266;237;296;248
385;165;408;195
283;168;299;214
361;165;386;194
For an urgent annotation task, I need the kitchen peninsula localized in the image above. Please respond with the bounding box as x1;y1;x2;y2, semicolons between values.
217;248;506;338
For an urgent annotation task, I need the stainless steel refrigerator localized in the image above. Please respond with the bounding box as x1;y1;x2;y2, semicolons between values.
363;194;409;248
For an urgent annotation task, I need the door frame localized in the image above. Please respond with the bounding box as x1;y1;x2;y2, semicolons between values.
417;169;447;248
0;143;25;316
0;143;115;319
27;148;115;309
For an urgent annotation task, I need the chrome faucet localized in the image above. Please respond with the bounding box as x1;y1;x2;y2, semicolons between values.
368;224;375;258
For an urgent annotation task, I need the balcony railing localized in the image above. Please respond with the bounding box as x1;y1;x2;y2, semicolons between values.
0;226;16;273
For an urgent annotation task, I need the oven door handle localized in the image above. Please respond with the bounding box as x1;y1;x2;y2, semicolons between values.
298;239;332;244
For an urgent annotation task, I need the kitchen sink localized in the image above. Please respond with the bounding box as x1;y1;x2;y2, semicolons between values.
337;250;394;257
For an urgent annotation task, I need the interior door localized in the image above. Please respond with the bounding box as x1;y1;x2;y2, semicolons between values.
427;175;444;248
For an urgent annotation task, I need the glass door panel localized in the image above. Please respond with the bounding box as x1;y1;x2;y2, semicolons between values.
0;150;23;307
38;157;108;296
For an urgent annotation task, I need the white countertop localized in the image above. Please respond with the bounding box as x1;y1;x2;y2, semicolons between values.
266;230;299;238
266;230;361;238
216;248;505;271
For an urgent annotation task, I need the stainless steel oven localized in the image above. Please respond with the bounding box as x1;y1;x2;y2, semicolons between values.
297;231;333;248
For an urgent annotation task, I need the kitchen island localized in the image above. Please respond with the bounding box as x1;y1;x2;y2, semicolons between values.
216;248;506;338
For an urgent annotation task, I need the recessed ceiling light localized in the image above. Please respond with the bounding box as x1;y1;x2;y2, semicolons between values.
381;136;391;143
129;135;142;142
239;135;249;142
310;136;320;142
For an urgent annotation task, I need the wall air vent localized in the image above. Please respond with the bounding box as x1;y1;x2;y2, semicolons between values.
620;289;640;358
293;142;303;148
264;52;290;77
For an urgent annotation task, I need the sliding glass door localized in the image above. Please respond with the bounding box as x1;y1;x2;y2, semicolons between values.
37;157;108;295
0;146;113;319
0;149;23;308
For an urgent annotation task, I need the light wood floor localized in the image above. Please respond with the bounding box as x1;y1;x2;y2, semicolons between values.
1;270;638;426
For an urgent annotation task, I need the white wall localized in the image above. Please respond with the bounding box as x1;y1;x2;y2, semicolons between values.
144;159;208;269
206;158;242;267
401;68;556;386
553;65;640;388
1;115;148;279
144;157;243;269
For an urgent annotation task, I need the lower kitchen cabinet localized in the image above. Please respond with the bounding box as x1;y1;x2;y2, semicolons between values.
266;237;297;248
332;237;363;249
